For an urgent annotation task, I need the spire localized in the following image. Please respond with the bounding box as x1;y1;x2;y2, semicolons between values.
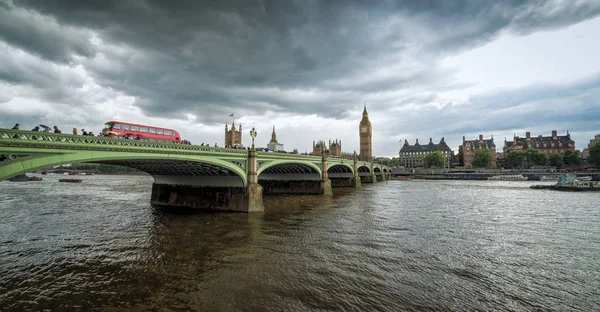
362;102;368;117
225;123;228;131
270;125;277;143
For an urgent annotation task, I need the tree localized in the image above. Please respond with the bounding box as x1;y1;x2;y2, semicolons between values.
526;148;548;167
589;142;600;168
548;153;563;167
422;151;446;168
373;157;391;166
472;148;493;168
563;150;582;166
507;150;526;168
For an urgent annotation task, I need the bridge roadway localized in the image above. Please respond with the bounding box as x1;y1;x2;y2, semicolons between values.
0;128;390;212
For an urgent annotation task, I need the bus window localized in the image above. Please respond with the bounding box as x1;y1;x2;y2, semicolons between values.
114;124;122;129
164;130;172;136
103;123;113;129
148;128;156;133
156;130;164;135
139;127;148;132
121;125;130;130
130;126;139;131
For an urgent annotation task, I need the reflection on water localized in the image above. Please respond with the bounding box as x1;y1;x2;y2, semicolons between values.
0;175;599;311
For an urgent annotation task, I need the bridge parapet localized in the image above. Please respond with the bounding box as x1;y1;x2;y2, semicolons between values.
0;128;248;156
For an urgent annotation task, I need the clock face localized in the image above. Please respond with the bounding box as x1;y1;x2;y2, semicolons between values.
361;127;367;133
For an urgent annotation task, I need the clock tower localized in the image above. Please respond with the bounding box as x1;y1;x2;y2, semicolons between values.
359;103;372;162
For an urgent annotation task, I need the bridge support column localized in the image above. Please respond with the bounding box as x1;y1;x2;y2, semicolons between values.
245;148;265;212
350;154;361;188
370;162;377;184
321;155;333;196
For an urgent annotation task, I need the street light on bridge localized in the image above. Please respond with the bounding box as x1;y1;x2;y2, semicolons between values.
250;127;257;149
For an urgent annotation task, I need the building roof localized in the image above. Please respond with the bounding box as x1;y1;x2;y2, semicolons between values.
505;132;575;150
400;138;452;153
464;138;495;148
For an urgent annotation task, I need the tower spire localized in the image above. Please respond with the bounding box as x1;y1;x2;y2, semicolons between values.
270;125;277;143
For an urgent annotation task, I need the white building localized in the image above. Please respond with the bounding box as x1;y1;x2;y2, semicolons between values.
267;126;284;152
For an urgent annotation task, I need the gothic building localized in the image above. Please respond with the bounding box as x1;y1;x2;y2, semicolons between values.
224;121;242;147
312;139;342;158
267;125;284;151
459;134;496;168
399;138;453;168
359;104;372;161
503;130;575;157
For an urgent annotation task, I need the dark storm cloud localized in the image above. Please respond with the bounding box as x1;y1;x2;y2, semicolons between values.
4;0;600;124
0;3;95;63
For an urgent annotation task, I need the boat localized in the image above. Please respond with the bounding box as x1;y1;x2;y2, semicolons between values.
59;179;82;183
9;175;42;182
396;176;411;181
530;175;600;191
488;174;527;181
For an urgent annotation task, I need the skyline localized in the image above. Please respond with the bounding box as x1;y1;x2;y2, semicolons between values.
1;1;600;157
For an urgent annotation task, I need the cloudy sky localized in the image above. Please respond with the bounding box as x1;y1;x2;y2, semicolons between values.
1;0;599;157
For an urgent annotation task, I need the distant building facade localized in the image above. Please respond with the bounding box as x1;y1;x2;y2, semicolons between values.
359;104;372;162
399;138;453;168
267;126;284;151
503;130;575;157
582;134;600;160
459;134;496;168
224;121;243;147
312;139;342;158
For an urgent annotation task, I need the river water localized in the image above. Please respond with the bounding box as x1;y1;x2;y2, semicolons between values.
0;174;598;311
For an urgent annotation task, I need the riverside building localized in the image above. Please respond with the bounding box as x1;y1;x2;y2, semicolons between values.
399;138;453;168
503;130;575;157
459;134;496;168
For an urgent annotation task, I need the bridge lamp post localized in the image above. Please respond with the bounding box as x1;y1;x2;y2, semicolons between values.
250;127;257;149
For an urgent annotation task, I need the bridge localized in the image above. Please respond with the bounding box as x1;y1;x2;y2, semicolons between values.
0;128;390;212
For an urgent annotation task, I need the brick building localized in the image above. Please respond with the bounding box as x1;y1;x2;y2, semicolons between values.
503;130;575;157
459;134;496;168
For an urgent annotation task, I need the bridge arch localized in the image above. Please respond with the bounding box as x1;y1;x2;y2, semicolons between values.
327;163;354;174
0;151;248;186
257;160;322;179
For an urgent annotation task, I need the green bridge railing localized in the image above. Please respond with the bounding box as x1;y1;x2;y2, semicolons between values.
0;128;389;172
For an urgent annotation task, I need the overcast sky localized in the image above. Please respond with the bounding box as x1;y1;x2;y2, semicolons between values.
1;0;599;157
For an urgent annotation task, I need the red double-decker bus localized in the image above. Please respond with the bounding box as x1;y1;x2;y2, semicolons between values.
102;121;181;143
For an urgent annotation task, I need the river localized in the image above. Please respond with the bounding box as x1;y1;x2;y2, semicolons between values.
0;174;598;311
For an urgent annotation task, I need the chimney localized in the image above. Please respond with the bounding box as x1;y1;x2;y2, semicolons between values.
479;134;483;141
526;132;531;139
552;130;557;138
415;139;419;144
429;138;433;144
462;136;465;144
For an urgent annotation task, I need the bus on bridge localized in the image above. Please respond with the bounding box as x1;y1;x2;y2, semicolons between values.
102;121;181;142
